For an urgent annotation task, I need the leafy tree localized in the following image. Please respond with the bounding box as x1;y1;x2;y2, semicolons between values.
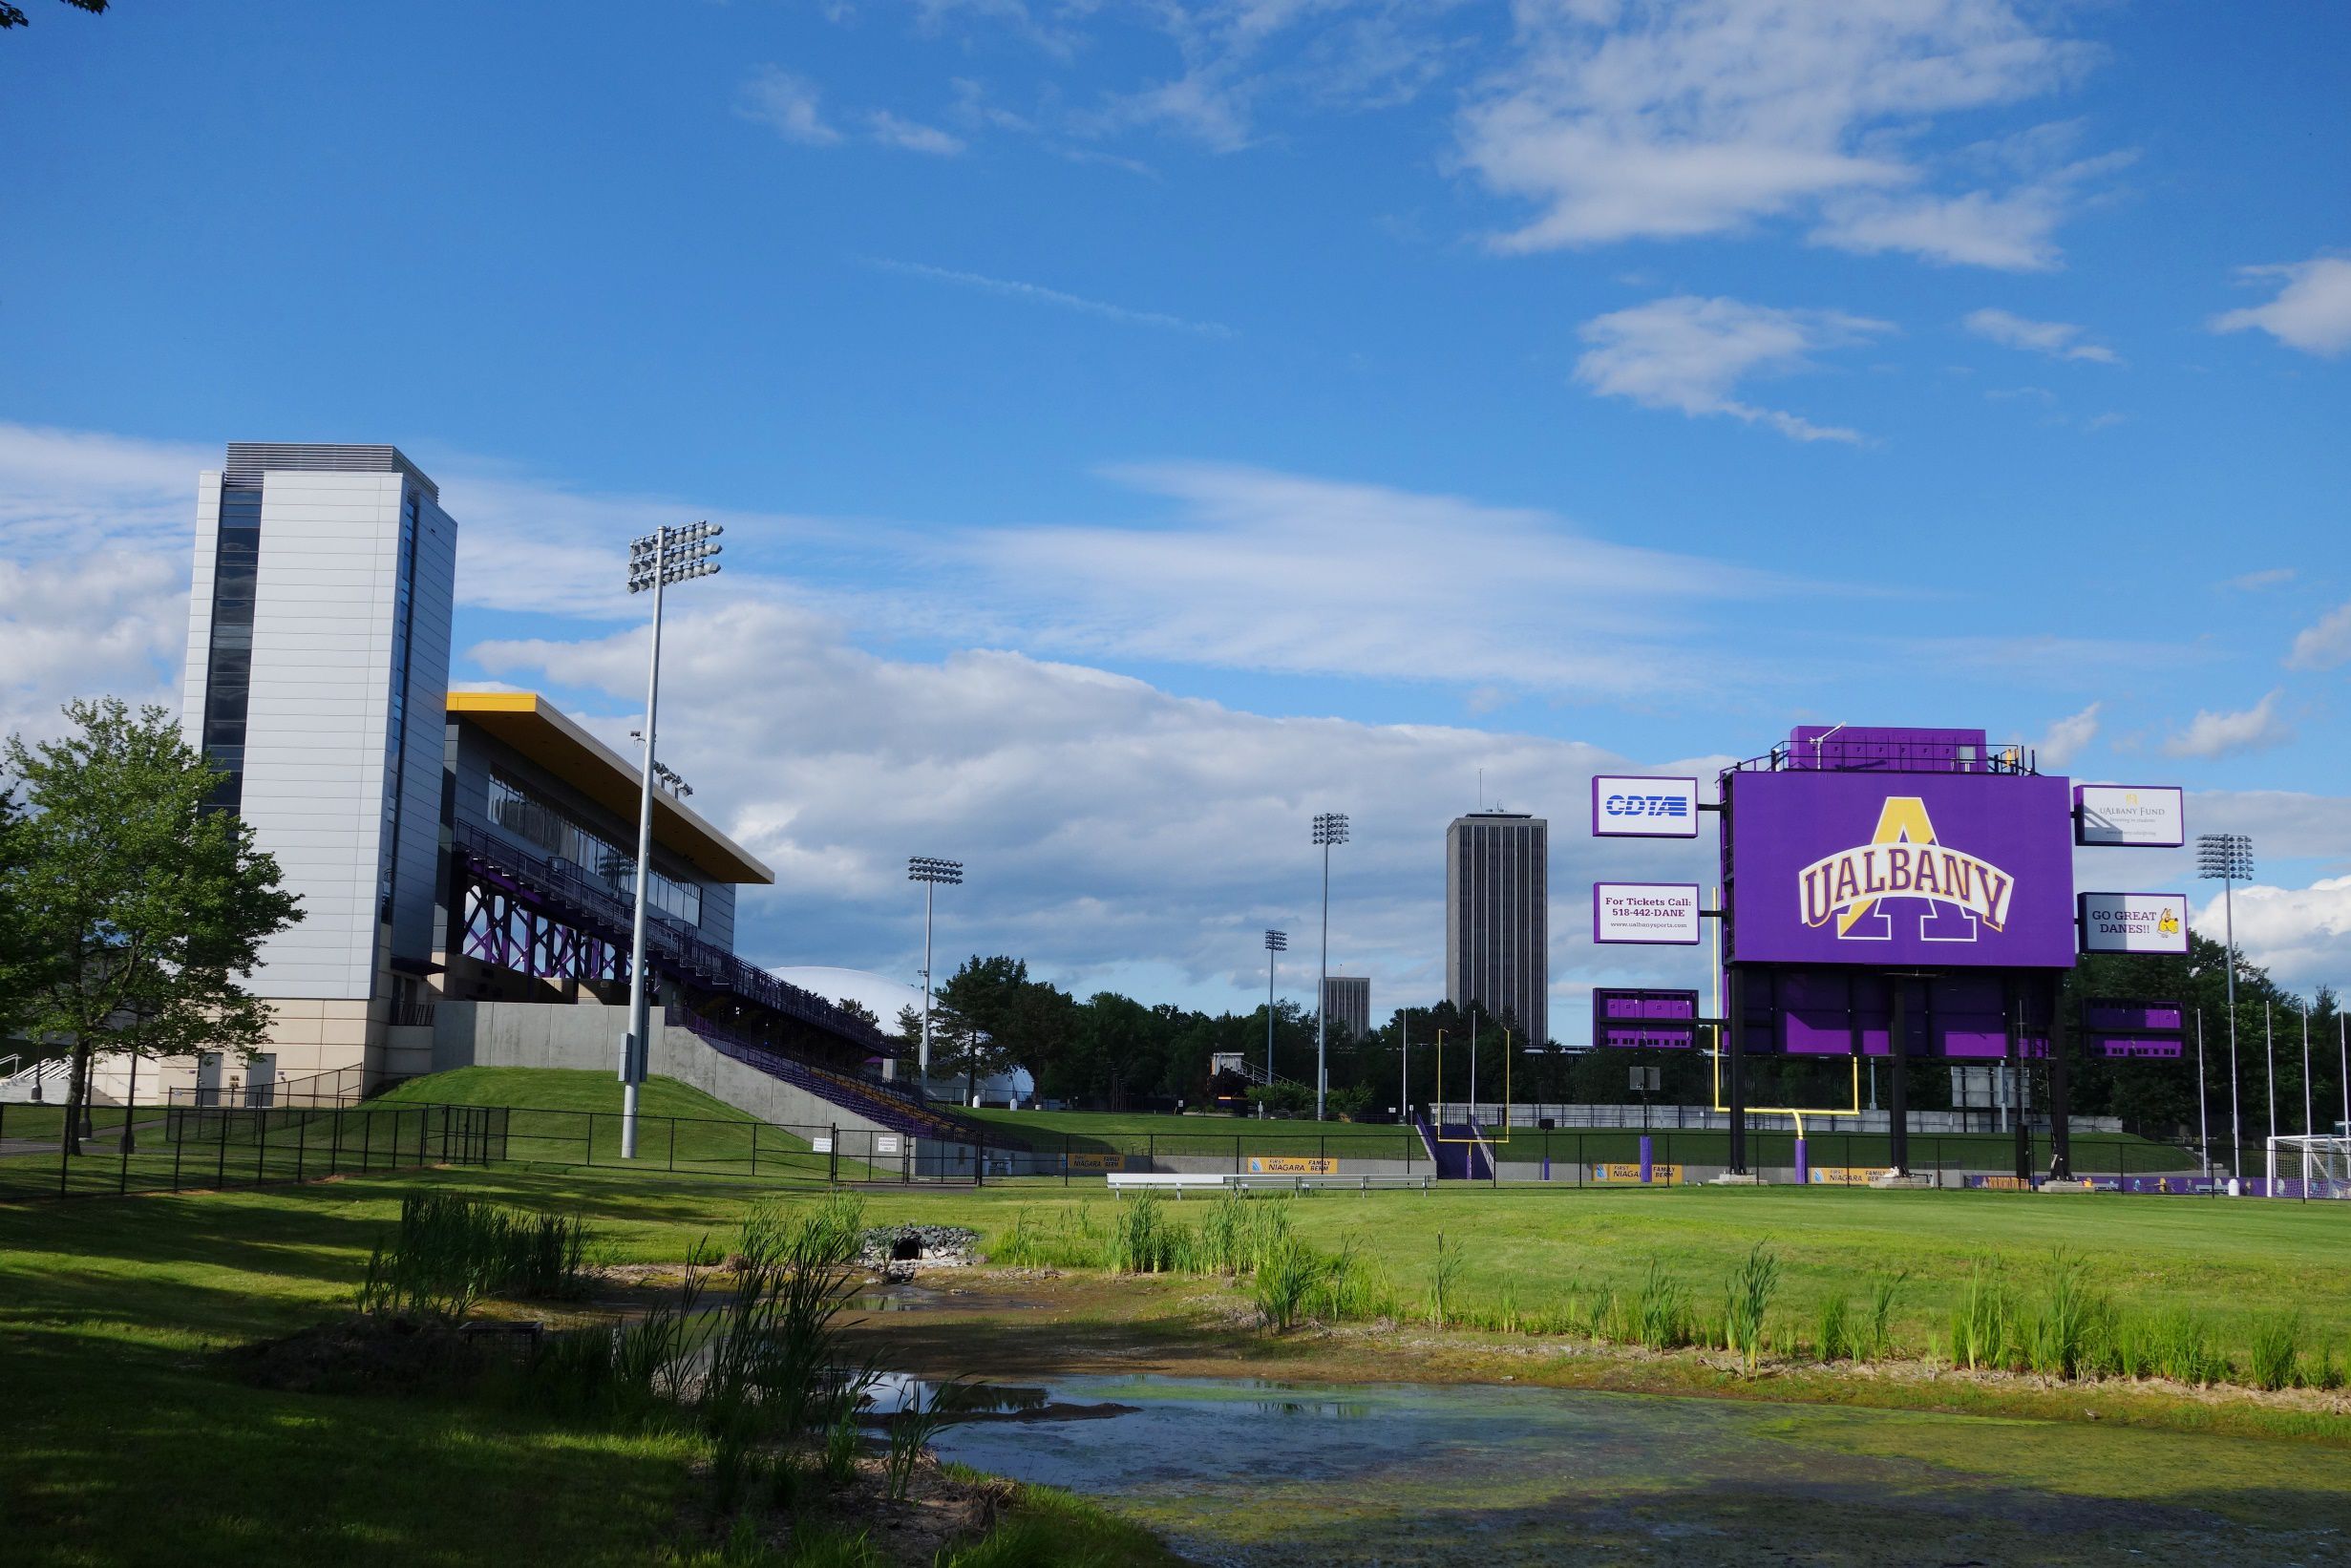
0;0;106;31
0;790;48;1038
2;700;301;1155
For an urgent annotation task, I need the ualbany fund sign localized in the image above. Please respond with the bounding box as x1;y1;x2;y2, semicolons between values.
1727;771;2077;969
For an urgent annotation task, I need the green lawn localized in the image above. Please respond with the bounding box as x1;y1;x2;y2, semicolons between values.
0;1169;1174;1567
963;1104;2191;1176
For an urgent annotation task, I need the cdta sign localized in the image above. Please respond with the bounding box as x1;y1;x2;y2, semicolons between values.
1591;775;1700;838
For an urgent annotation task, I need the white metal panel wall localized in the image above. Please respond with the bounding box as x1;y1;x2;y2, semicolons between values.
179;472;221;751
237;471;404;1000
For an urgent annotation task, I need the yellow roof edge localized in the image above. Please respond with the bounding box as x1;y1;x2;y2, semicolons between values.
445;688;776;887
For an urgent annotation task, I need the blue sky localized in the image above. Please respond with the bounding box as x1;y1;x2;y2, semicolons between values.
4;1;2347;1027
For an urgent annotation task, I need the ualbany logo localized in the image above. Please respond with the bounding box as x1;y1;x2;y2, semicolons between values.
1798;796;2015;942
2157;906;2181;937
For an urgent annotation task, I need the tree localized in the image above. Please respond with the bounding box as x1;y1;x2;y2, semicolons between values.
0;1;107;31
2;700;301;1155
0;789;47;1039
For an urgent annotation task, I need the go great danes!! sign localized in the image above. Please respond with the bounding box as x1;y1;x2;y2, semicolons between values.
1726;771;2077;969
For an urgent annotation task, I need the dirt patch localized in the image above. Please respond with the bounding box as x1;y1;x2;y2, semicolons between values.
221;1314;542;1397
683;1452;1017;1567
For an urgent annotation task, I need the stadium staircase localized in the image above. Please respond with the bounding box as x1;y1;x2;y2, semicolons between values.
1415;1108;1493;1180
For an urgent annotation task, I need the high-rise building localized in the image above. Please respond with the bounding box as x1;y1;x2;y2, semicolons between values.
1445;810;1548;1046
181;443;458;1089
1321;975;1370;1044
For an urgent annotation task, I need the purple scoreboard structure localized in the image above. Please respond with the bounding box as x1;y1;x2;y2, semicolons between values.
1592;724;2186;1183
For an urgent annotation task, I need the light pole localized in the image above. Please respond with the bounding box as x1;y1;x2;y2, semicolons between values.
1262;929;1286;1117
2265;1000;2277;1146
2197;833;2253;1175
1399;1006;1411;1129
620;521;722;1160
1311;812;1348;1121
907;857;964;1084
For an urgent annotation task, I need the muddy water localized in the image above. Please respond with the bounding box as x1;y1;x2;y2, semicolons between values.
925;1374;2351;1566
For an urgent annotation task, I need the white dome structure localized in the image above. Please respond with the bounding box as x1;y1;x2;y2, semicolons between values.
769;965;1036;1109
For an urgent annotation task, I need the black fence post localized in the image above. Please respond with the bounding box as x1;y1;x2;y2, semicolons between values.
585;1111;595;1167
216;1106;229;1189
829;1125;840;1186
328;1107;344;1177
256;1105;270;1188
750;1123;759;1178
116;1130;130;1196
362;1110;373;1173
1065;1134;1073;1187
171;1115;186;1193
667;1115;676;1173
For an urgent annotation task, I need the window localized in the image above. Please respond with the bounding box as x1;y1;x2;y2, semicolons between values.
200;482;263;813
485;768;703;926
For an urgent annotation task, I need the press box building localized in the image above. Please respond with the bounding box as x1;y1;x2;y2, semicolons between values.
47;440;988;1157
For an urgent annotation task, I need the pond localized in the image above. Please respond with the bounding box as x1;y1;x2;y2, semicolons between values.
919;1374;2351;1565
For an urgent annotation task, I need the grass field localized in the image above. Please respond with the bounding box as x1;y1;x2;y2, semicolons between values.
963;1102;2192;1176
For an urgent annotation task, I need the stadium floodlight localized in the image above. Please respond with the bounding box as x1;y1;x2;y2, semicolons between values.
1262;929;1287;1117
1311;812;1348;1121
908;857;964;1082
618;522;724;1160
2196;832;2253;1176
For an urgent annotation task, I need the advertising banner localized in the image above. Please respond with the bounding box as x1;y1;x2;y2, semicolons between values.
2083;1000;2184;1034
1247;1155;1338;1175
1591;1162;1683;1183
1591;775;1701;837
1593;882;1702;944
1592;987;1702;1049
2074;785;2185;848
1726;771;2077;968
2078;892;2189;955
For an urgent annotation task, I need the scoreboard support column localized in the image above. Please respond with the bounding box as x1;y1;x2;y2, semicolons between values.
2048;992;2074;1180
2008;980;2031;1183
1726;967;1748;1176
1887;983;1910;1176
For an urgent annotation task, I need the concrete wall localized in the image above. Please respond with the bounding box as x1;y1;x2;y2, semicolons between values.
431;999;911;1140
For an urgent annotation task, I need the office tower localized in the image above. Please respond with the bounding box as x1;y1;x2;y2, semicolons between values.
1321;975;1370;1044
1445;810;1548;1046
180;443;457;1089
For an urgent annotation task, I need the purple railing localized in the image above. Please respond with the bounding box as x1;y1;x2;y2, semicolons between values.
454;822;891;1051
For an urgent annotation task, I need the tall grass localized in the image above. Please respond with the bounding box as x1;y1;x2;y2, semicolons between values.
1427;1232;1462;1329
1949;1261;2015;1372
356;1191;593;1318
1109;1194;1197;1273
2150;1309;2223;1387
1864;1272;1906;1360
1817;1295;1852;1361
1633;1261;1695;1350
1722;1243;1780;1372
2023;1251;2100;1380
1252;1235;1325;1333
2249;1313;2303;1391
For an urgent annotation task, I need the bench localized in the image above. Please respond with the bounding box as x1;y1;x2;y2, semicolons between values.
1105;1172;1434;1197
1105;1173;1232;1198
1230;1175;1434;1195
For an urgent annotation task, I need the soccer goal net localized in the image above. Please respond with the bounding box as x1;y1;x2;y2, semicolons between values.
2266;1134;2351;1199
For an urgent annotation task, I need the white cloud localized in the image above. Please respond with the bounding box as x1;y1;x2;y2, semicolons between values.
2221;567;2295;592
867;111;967;156
2035;701;2100;768
956;461;1820;694
467;597;1706;1020
867;258;1235;337
739;67;844;145
1573;295;1891;441
2211;256;2351;356
2286;600;2351;671
1962;307;2117;362
0;422;206;742
2192;877;2351;996
1456;0;2101;264
2163;689;2291;760
2192;790;2351;864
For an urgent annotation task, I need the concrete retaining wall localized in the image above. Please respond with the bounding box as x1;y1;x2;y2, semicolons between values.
431;999;951;1149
